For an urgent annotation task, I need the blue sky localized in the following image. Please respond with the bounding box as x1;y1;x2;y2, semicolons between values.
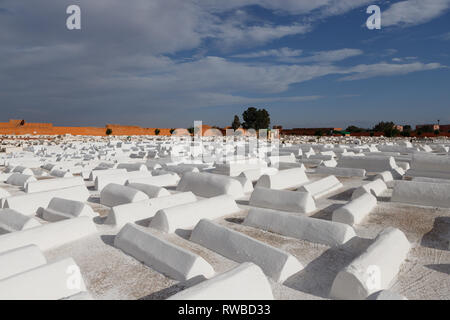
0;0;449;129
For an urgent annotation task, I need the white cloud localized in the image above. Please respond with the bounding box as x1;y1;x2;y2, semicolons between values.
149;56;344;94
232;47;302;58
90;56;445;106
0;44;85;68
210;23;311;49
382;0;450;27
283;48;364;63
232;48;363;63
384;49;399;56
320;0;374;16
195;0;334;15
436;32;450;40
391;57;419;62
196;0;373;16
185;93;322;108
339;62;444;80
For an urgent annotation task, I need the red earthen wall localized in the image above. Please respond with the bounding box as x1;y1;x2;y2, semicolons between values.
1;119;450;137
0;120;173;136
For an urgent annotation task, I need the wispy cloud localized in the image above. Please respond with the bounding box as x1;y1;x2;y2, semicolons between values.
382;0;450;27
282;48;364;63
196;0;370;15
210;23;311;49
392;57;418;62
433;31;450;41
191;93;322;107
384;49;399;56
339;62;444;81
232;48;363;63
232;47;302;58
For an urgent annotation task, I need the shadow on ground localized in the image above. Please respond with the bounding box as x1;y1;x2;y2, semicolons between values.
100;234;116;247
88;196;100;204
225;217;245;224
283;236;373;298
236;199;250;206
175;229;192;239
327;188;355;201
310;203;343;220
93;216;107;225
421;216;450;251
139;275;207;300
425;264;450;275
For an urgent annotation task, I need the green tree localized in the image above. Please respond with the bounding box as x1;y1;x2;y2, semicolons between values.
106;128;112;135
187;127;194;134
242;107;258;130
242;107;270;130
373;121;401;137
401;131;411;137
231;115;241;130
154;129;160;135
385;128;400;137
346;125;367;133
434;129;440;136
314;130;324;136
255;109;270;130
170;128;175;134
373;121;395;132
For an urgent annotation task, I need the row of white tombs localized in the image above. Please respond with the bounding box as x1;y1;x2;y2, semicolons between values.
0;141;449;300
